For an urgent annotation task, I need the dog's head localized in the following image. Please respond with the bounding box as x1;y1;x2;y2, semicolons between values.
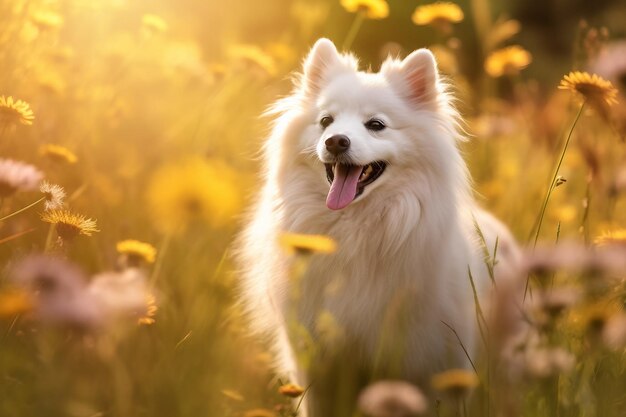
290;38;463;211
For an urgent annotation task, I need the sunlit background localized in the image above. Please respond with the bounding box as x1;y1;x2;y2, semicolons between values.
1;0;626;416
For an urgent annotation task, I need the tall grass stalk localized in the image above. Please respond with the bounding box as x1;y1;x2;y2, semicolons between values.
342;10;365;51
525;101;586;300
0;196;44;222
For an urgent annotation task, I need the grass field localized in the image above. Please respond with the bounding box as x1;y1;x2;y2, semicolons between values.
1;0;625;416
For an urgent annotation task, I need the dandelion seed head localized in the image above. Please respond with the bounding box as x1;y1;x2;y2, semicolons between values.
88;268;152;323
524;347;575;379
358;380;428;417
39;181;66;211
8;254;103;329
0;158;43;197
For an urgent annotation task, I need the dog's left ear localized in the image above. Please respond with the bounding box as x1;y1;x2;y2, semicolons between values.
386;49;439;107
302;38;341;96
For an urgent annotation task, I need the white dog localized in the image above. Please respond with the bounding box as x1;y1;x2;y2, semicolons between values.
238;38;519;416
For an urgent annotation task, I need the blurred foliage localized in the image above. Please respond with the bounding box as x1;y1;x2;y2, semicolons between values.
0;0;626;416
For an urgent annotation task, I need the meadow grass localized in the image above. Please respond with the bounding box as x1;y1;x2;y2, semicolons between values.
1;1;625;416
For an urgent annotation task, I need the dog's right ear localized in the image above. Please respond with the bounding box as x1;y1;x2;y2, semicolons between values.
302;38;341;96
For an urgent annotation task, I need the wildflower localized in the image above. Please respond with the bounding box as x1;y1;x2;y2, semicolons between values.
228;44;277;77
141;14;168;33
536;288;581;319
594;229;626;247
116;239;157;265
138;293;157;325
0;96;35;126
431;369;479;397
278;383;305;398
279;233;337;255
9;254;103;329
558;71;618;108
30;10;64;30
41;209;99;240
0;159;43;197
242;409;276;417
578;300;621;338
39;144;78;164
146;158;241;233
89;268;151;322
589;40;626;87
603;313;626;349
39;181;65;211
358;380;428;417
484;45;532;77
341;0;389;19
0;288;34;318
412;2;463;33
221;389;244;402
524;347;575;378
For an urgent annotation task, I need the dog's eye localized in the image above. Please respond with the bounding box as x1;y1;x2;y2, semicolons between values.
365;119;386;131
320;116;334;129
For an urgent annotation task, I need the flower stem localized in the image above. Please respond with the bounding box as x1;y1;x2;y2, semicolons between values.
0;197;45;222
524;101;585;300
342;10;365;51
150;232;172;286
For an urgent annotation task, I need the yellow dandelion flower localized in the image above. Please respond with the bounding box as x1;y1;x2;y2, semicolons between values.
431;369;479;397
30;10;64;30
0;288;34;318
412;2;464;26
0;96;35;126
221;389;244;402
146;157;241;234
280;233;337;255
117;239;157;265
340;0;389;19
138;294;157;325
228;44;277;77
594;229;626;246
278;383;305;398
484;45;532;77
558;71;618;107
243;409;276;417
41;210;99;240
39;144;78;164
142;14;168;33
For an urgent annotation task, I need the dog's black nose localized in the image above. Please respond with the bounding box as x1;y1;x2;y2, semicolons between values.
325;135;350;155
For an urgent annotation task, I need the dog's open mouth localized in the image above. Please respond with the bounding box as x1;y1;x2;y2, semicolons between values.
324;161;387;210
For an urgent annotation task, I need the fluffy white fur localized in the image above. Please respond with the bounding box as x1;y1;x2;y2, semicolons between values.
237;39;519;416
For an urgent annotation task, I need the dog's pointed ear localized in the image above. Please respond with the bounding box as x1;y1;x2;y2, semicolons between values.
390;49;439;106
302;38;341;96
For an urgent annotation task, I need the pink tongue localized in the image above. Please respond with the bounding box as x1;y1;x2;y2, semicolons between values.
326;164;363;210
